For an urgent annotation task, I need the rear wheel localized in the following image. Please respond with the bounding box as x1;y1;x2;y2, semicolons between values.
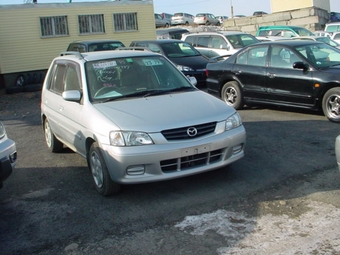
44;119;63;152
221;81;244;109
322;87;340;123
88;142;121;196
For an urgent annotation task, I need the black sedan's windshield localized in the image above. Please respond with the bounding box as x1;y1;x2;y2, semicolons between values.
161;42;201;58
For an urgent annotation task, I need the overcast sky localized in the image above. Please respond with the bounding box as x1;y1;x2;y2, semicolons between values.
0;0;339;17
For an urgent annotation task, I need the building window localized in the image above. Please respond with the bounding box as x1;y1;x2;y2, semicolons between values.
40;16;68;37
113;13;138;32
78;14;105;34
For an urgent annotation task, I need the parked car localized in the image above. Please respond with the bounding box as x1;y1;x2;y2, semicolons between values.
256;25;315;38
156;28;190;40
194;13;220;26
330;12;340;22
325;22;340;35
171;12;195;26
155;13;171;28
67;40;125;52
205;40;340;122
291;36;340;49
216;15;228;24
41;50;246;196
233;15;246;18
253;11;267;16
182;31;260;58
331;32;340;44
0;121;17;189
129;39;209;87
161;12;173;21
336;134;340;172
313;30;331;38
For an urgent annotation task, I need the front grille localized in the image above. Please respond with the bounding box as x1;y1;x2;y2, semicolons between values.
160;149;223;172
161;122;216;141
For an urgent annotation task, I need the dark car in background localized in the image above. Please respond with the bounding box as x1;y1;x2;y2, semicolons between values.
129;40;209;87
206;40;340;122
156;28;190;40
67;40;125;52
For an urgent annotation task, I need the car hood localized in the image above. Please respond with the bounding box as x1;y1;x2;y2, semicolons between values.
168;56;208;70
93;91;235;132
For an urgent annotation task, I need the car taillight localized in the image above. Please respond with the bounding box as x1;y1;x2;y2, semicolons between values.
206;69;209;77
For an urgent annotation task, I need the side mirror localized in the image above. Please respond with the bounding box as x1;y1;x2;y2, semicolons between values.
187;76;197;86
293;61;309;71
62;90;82;102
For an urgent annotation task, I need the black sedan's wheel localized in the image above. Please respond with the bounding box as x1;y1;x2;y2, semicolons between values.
322;87;340;123
44;119;63;152
88;142;121;196
221;81;244;109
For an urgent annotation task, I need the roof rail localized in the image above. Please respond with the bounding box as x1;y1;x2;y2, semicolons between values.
59;51;84;59
115;47;151;52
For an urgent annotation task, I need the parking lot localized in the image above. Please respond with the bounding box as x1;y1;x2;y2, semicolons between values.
1;89;340;254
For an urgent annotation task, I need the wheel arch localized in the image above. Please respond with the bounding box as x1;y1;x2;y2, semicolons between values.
318;83;340;110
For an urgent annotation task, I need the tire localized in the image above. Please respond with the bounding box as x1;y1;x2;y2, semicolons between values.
15;75;25;87
87;142;121;196
165;23;170;28
221;81;244;109
44;119;63;152
322;87;340;123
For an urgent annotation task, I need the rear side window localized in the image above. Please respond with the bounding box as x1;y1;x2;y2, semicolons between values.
196;36;209;47
184;36;195;45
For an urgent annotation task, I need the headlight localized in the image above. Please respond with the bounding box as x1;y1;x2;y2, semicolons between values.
176;65;194;71
110;131;154;146
0;121;6;139
225;112;242;131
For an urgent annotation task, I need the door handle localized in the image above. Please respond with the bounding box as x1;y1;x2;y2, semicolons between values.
232;70;241;75
267;72;276;79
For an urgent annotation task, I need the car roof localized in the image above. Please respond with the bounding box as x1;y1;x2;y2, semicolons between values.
131;39;184;44
258;25;308;29
156;28;190;34
69;39;123;45
58;50;158;62
254;40;323;47
185;31;248;36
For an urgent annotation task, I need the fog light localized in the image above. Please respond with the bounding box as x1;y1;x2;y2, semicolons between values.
9;151;17;163
126;165;145;175
232;144;243;154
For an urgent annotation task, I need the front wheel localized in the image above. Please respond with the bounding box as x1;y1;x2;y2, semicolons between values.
322;87;340;122
44;119;63;152
87;142;121;196
221;81;244;109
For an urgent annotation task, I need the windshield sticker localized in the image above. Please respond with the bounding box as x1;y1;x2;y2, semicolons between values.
142;58;163;66
93;61;117;69
126;58;133;63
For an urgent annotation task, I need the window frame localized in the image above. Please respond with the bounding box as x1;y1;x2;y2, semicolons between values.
113;12;138;32
40;16;69;38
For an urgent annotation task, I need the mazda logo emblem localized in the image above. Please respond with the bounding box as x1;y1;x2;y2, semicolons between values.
187;127;198;137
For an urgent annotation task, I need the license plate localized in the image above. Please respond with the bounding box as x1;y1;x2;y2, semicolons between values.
181;145;210;156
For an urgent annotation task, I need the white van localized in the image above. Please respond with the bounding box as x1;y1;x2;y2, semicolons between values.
182;31;260;58
171;12;194;26
325;22;340;35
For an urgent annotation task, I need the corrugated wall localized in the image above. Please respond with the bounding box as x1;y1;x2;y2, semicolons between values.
0;1;156;74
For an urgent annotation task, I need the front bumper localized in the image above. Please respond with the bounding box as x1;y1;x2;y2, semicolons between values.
0;138;17;185
335;134;340;172
101;125;246;184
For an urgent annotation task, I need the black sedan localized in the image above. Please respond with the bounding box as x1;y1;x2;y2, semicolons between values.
206;40;340;122
130;39;209;87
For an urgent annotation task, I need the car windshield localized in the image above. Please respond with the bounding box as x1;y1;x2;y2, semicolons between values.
315;37;339;47
294;43;340;69
226;34;259;49
293;27;314;36
161;42;201;57
85;55;195;102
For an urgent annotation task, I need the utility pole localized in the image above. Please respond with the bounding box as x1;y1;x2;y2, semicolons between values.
231;0;234;18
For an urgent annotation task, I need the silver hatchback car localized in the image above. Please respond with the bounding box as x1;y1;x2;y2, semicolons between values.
41;50;246;196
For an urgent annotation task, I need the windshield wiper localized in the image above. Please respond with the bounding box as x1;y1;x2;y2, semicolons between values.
144;86;195;97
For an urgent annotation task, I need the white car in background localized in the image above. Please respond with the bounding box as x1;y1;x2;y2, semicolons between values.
331;32;340;44
0;121;17;189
